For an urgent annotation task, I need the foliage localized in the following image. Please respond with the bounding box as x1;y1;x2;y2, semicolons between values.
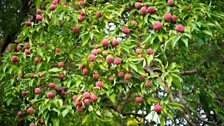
0;0;223;126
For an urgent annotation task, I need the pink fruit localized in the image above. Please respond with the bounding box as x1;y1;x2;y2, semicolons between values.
171;15;177;23
47;92;55;98
11;56;19;63
58;73;64;79
78;15;84;22
54;48;60;53
145;80;153;87
29;123;36;126
72;27;80;33
124;73;132;80
16;45;22;51
30;73;35;78
114;57;122;65
39;119;44;125
91;49;98;55
20;73;25;79
135;2;142;8
147;6;155;14
24;42;29;49
34;88;41;94
175;24;185;32
153;21;162;30
118;71;124;77
83;99;89;106
80;10;85;16
96;12;102;17
140;6;147;15
17;111;23;116
72;95;77;102
102;39;109;47
90;94;97;102
79;0;85;6
76;105;84;112
163;13;172;21
93;73;99;79
49;4;56;10
109;75;114;81
61;90;66;95
49;82;55;89
83;92;90;99
25;49;31;55
147;48;154;55
106;55;114;64
154;104;162;112
131;20;137;25
88;54;96;62
135;96;143;103
52;0;59;5
61;2;66;5
167;0;174;6
25;21;31;26
122;26;130;34
80;64;85;70
112;39;119;47
136;48;142;55
82;68;88;75
58;62;64;67
27;107;35;114
96;81;103;88
36;9;42;14
22;91;27;96
75;99;82;106
34;57;41;63
36;15;42;21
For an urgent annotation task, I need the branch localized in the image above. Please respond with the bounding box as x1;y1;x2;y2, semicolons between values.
180;70;197;75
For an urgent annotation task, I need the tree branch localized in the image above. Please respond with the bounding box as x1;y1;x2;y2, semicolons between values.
180;70;197;75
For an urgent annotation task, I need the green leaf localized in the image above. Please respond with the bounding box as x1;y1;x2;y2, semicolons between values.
49;68;62;72
51;117;59;126
172;35;181;49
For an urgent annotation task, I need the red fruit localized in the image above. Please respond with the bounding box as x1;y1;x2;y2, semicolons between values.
34;57;41;63
36;9;42;14
102;39;109;47
136;48;142;55
135;96;143;103
39;119;44;125
145;80;153;87
11;56;19;63
147;6;155;14
96;81;103;88
24;42;29;49
30;73;35;78
80;10;85;16
88;54;96;62
82;68;88;75
114;57;122;65
78;15;84;22
22;91;27;96
16;45;22;51
147;48;154;55
124;73;132;80
83;92;90;99
106;55;114;64
49;82;55;89
54;48;60;53
109;75;114;81
52;0;59;5
93;73;99;79
61;90;66;95
27;107;35;114
75;99;82;106
163;13;172;21
25;21;31;26
72;95;78;102
118;71;124;77
80;64;85;70
153;21;162;30
34;88;41;94
135;2;142;8
122;26;130;34
154;104;162;112
96;12;102;17
25;49;31;55
175;24;185;32
49;4;56;10
61;1;66;5
58;62;64;67
91;49;98;55
90;94;97;102
79;0;85;6
139;75;145;81
93;46;99;49
58;73;64;79
167;0;174;5
131;20;137;25
36;15;42;21
29;123;36;126
112;39;119;47
83;99;89;106
171;15;177;23
72;27;80;33
76;105;84;112
47;92;55;98
17;111;23;116
20;73;25;79
140;6;147;15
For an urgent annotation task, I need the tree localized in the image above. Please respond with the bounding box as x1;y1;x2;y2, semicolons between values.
0;0;223;126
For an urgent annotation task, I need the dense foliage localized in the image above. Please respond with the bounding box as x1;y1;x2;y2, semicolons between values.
0;0;223;126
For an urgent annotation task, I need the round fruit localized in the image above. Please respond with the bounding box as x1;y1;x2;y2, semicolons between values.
153;21;162;30
47;92;55;98
34;88;41;94
83;92;90;99
88;54;96;62
27;107;35;114
96;81;103;88
106;55;114;64
135;2;141;8
90;94;97;102
154;104;162;112
147;6;155;14
114;57;122;65
49;82;55;89
112;39;119;47
58;62;64;67
93;73;99;79
82;68;88;75
140;6;147;15
175;24;185;32
25;21;31;26
11;56;19;63
17;111;23;116
163;13;172;21
147;48;154;55
145;80;153;87
102;39;109;47
36;15;43;21
135;96;143;103
124;73;132;80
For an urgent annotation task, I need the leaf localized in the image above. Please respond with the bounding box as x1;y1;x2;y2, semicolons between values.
202;30;213;37
96;110;101;116
168;102;184;109
82;115;89;125
48;68;62;72
51;117;59;126
172;35;181;49
62;108;70;117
